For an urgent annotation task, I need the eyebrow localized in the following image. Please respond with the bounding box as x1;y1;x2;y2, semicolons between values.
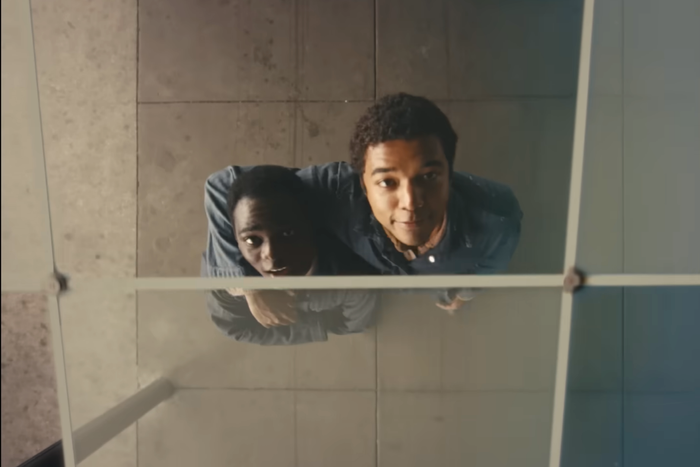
237;224;262;236
370;160;444;176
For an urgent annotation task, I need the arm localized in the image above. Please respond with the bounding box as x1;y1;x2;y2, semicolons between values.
207;290;329;346
324;290;378;336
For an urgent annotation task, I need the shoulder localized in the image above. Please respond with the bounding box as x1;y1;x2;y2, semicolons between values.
315;232;379;276
297;161;358;194
451;171;522;222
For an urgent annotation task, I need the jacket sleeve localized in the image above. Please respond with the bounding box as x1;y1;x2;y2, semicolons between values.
207;290;330;345
324;290;378;336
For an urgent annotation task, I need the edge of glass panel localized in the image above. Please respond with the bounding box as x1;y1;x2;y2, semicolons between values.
20;0;77;465
548;1;596;466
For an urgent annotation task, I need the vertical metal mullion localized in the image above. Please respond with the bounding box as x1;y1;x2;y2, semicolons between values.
548;0;597;466
21;0;77;465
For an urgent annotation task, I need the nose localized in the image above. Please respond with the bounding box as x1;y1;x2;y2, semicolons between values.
260;240;283;270
398;181;424;210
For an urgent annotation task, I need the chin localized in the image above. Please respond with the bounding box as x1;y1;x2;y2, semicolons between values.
396;235;424;248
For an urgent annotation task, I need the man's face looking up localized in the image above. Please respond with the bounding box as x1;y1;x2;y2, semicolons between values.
361;136;451;247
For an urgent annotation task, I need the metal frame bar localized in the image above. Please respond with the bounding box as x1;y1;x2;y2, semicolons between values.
72;378;175;464
548;1;596;466
7;0;699;465
19;0;77;466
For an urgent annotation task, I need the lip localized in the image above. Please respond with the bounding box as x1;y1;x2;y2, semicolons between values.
394;220;424;230
265;266;290;277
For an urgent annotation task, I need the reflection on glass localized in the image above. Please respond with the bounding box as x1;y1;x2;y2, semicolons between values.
208;288;378;346
57;287;561;466
562;286;700;467
202;106;524;291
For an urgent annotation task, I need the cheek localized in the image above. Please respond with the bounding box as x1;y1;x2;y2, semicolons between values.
240;248;260;267
366;188;396;217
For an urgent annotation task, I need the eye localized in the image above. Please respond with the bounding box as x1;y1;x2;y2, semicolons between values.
244;236;262;247
281;229;295;237
378;179;397;188
423;172;438;181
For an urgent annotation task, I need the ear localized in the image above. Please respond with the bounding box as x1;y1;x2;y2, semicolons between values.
359;175;367;195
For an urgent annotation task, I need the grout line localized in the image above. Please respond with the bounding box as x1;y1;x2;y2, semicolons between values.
135;2;141;466
374;324;379;467
374;0;378;100
621;287;626;467
136;95;578;105
443;0;451;99
620;1;626;463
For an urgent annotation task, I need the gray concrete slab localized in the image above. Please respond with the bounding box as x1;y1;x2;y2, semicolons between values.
137;103;295;277
1;294;60;467
448;0;582;98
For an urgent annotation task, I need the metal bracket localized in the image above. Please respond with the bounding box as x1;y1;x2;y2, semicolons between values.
563;267;585;293
43;270;69;296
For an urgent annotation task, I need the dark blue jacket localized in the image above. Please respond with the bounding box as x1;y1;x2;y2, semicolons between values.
203;162;522;279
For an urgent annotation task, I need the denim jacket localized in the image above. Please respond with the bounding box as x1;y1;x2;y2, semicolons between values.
204;162;522;281
204;229;378;345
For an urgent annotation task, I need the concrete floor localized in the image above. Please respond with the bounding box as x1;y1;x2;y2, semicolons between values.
2;0;585;466
1;294;60;467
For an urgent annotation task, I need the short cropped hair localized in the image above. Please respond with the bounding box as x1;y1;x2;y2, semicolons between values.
227;165;308;224
349;93;458;173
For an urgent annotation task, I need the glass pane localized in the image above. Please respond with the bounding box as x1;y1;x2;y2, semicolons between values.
0;0;53;292
57;286;562;466
20;0;586;282
577;0;700;274
562;286;700;467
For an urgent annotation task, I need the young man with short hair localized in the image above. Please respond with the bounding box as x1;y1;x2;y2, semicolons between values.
203;93;523;312
205;165;378;345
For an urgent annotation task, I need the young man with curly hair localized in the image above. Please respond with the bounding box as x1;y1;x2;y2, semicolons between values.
203;93;523;321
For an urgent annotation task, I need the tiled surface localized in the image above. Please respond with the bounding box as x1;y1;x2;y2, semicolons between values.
139;0;374;102
138;291;376;390
576;97;624;274
624;287;700;392
448;99;575;273
624;0;700;99
59;289;137;467
32;0;137;279
623;98;700;274
294;102;369;166
1;0;53;290
1;294;60;467
138;103;295;277
560;392;622;467
138;390;296;467
296;391;376;467
440;288;560;391
294;0;374;101
588;0;622;96
567;287;623;392
379;392;553;467
139;0;297;102
624;393;700;467
377;0;449;99
448;0;582;98
378;289;560;391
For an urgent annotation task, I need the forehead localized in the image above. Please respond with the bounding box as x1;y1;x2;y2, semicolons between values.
233;195;306;231
364;137;446;172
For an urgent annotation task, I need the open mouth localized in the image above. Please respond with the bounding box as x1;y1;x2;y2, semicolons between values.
266;266;289;277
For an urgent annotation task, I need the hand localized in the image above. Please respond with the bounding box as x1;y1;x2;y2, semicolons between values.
435;296;467;315
244;290;298;328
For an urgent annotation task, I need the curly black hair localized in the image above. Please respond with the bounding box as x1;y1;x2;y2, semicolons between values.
349;93;458;173
227;165;308;224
